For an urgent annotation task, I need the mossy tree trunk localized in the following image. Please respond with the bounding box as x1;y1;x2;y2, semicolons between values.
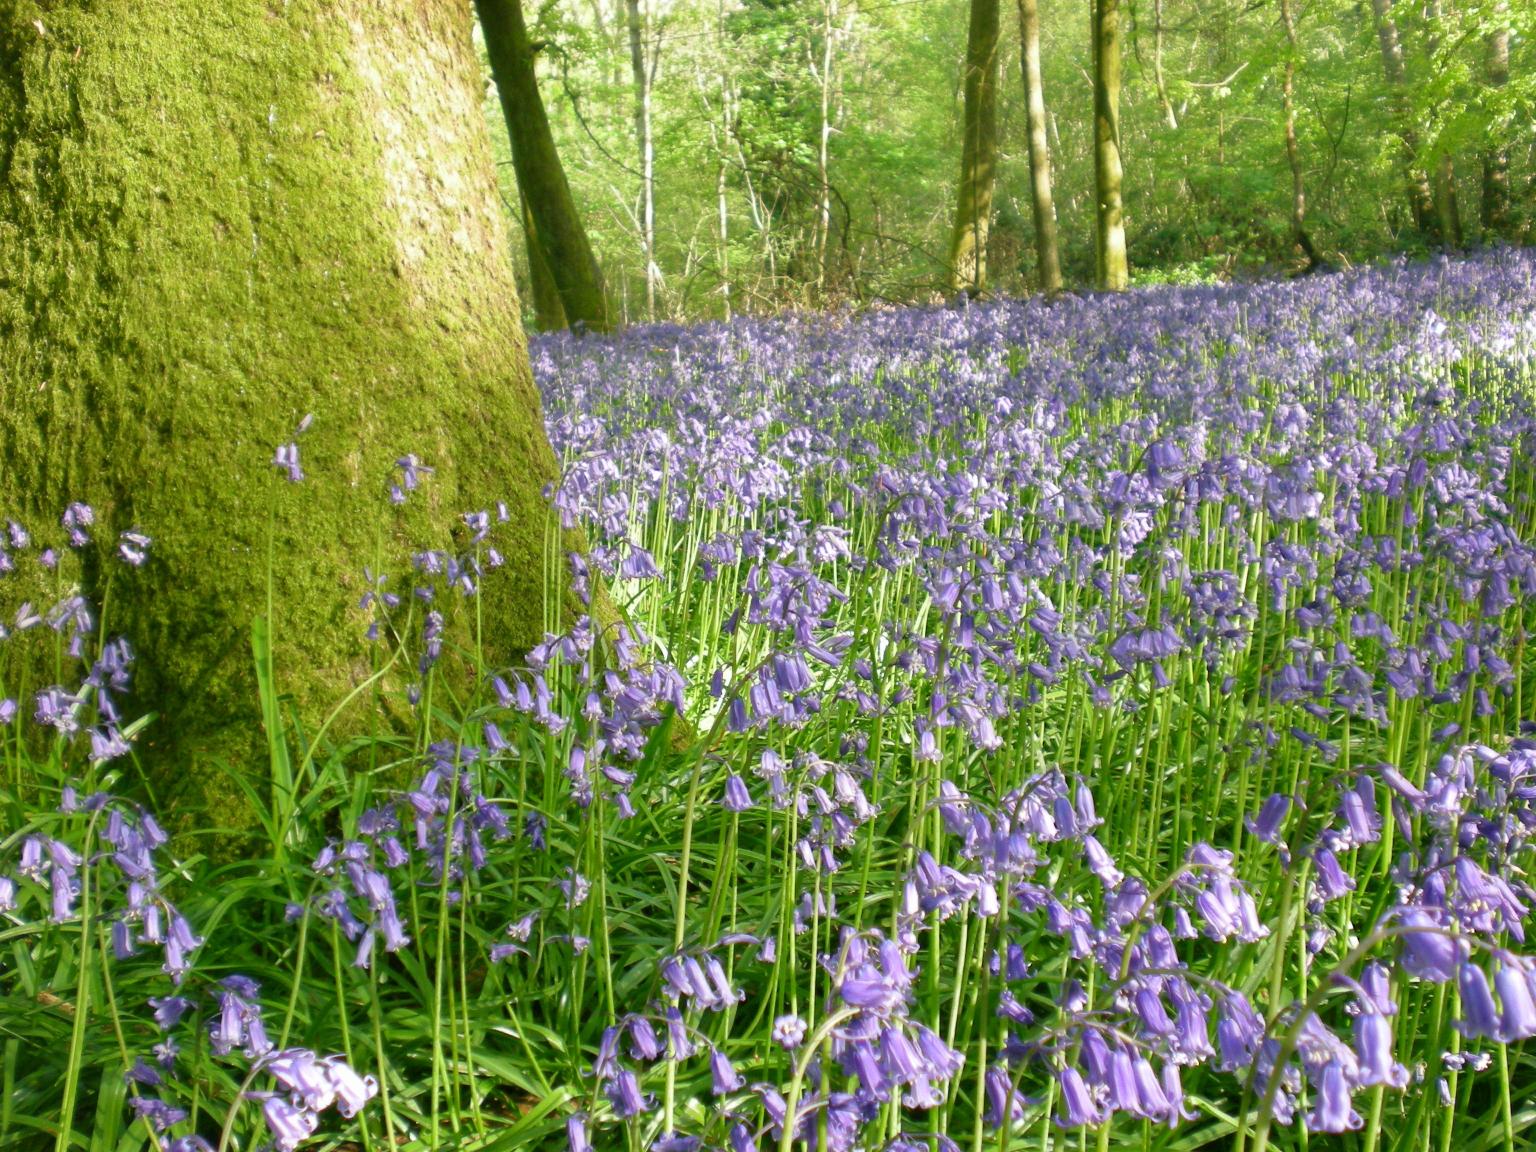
948;0;1000;297
478;0;613;332
520;183;570;331
0;0;582;825
1016;0;1062;295
1092;0;1129;290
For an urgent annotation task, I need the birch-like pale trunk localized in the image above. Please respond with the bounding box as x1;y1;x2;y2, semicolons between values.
627;0;659;319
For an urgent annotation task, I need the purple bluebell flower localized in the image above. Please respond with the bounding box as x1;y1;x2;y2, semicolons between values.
1053;1065;1104;1128
1246;792;1291;847
129;1096;188;1133
61;502;93;547
1494;959;1536;1041
1457;961;1501;1039
709;1047;745;1095
149;995;195;1031
1398;909;1461;982
628;1016;664;1062
1306;1060;1361;1133
605;1068;651;1118
260;1093;319;1150
273;443;303;483
773;1015;808;1049
1353;1010;1408;1087
722;774;754;812
117;530;151;566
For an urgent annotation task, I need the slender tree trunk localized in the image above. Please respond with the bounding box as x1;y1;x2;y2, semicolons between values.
1152;0;1177;128
1279;0;1320;268
716;151;732;318
520;186;569;330
0;0;587;823
1093;0;1129;290
479;0;613;331
1369;0;1440;242
714;1;734;318
1481;17;1511;241
1017;0;1063;294
626;0;658;320
948;0;1001;295
815;0;837;298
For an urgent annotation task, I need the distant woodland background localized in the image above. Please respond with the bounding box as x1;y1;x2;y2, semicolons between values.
481;0;1534;322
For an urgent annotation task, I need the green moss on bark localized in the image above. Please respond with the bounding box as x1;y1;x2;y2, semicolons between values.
0;0;573;832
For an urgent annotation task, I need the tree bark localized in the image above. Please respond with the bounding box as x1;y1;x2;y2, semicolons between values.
814;0;837;298
0;0;582;823
521;185;570;331
1151;0;1176;129
1436;152;1463;249
1424;0;1462;251
1279;0;1321;269
948;0;1001;296
626;0;659;320
1016;0;1063;294
479;0;614;332
1093;0;1129;290
1481;17;1511;241
1369;0;1440;242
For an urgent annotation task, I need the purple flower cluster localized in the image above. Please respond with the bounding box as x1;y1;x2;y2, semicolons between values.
521;253;1536;1148
134;973;375;1150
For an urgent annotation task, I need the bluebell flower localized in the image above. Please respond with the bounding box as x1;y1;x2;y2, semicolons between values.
1305;1060;1361;1133
1352;1011;1408;1088
710;1047;745;1095
1457;961;1501;1039
722;774;754;812
128;1096;188;1133
1397;909;1461;982
117;530;151;567
260;1093;319;1150
1053;1065;1104;1128
606;1068;651;1118
273;443;303;483
773;1014;808;1050
628;1016;664;1062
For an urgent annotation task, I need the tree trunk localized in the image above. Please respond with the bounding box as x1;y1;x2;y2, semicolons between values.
626;0;659;320
814;0;837;298
1481;18;1511;241
0;0;581;824
1423;0;1462;251
1093;0;1129;290
1369;0;1440;242
1436;152;1463;249
1151;0;1176;129
713;0;734;319
948;0;1001;296
479;0;614;332
1016;0;1063;294
521;185;570;331
1279;0;1320;269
